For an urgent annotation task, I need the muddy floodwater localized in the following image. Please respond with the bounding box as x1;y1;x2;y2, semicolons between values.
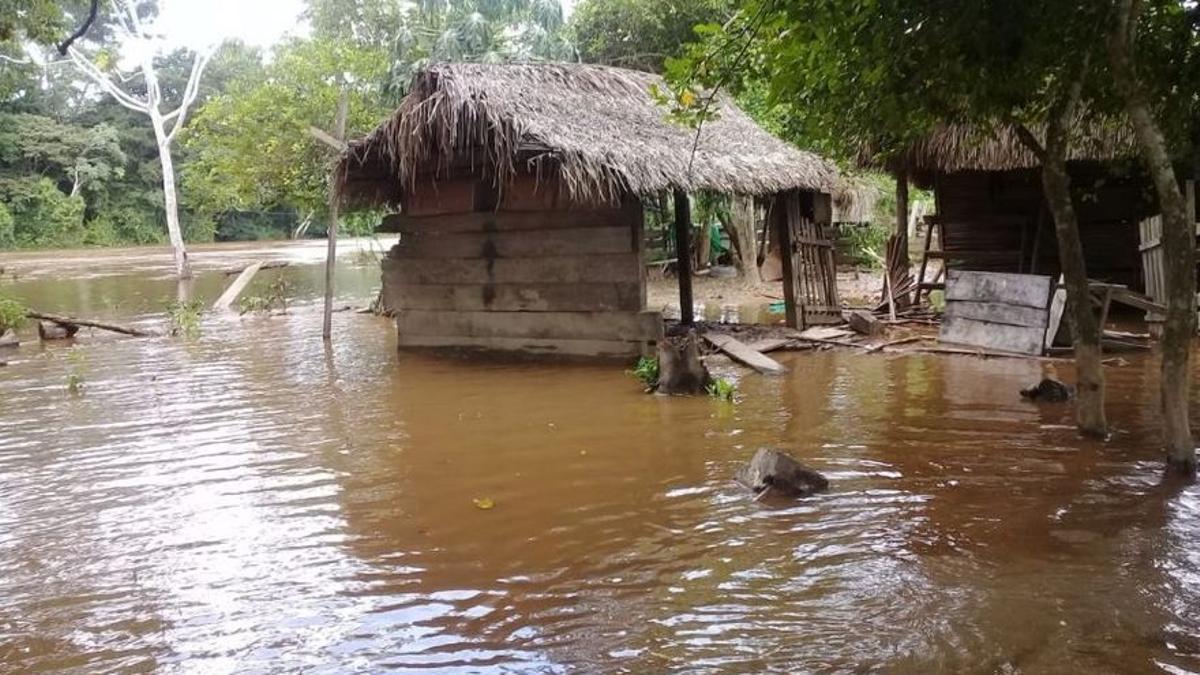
2;241;1200;673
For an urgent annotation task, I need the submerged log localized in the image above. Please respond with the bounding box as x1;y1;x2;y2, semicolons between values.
655;331;711;395
38;320;79;341
736;448;829;499
27;312;155;337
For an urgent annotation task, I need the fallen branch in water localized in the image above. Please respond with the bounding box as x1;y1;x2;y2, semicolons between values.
27;311;157;337
221;261;289;276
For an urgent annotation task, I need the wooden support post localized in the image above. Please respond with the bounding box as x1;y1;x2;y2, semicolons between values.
775;193;800;328
673;189;695;324
322;89;349;342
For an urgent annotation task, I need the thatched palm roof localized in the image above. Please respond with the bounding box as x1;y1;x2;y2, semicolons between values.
862;120;1138;174
336;63;838;207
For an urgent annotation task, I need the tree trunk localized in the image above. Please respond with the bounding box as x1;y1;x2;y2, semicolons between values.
895;169;911;268
1110;0;1196;475
1041;98;1107;437
730;195;759;281
696;213;712;269
151;111;191;279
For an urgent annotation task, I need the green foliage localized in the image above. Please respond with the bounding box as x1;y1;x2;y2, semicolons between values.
706;376;736;402
0;176;86;248
237;275;293;315
570;0;731;73
381;0;574;96
928;290;946;314
0;293;25;332
838;223;890;269
0;0;64;45
166;299;204;338
629;355;659;388
183;38;391;220
0;201;13;247
65;347;86;395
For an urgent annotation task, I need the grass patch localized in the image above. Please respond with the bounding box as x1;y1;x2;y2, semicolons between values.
166;299;204;338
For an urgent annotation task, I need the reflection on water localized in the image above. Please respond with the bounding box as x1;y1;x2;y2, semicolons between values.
1;242;1199;672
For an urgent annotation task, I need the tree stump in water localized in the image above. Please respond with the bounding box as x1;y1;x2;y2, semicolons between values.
655;331;712;395
736;448;829;499
38;321;79;341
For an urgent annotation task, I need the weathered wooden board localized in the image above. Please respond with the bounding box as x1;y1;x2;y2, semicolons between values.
944;270;1054;309
940;271;1052;355
380;211;626;234
395;309;664;342
405;178;477;216
703;332;787;375
943;300;1048;328
383;253;641;285
745;338;793;353
391;226;632;259
1045;287;1068;347
396;334;647;358
383;282;643;313
940;315;1048;355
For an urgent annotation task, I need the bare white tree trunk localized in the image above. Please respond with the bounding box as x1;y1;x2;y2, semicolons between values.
151;109;189;277
65;0;211;280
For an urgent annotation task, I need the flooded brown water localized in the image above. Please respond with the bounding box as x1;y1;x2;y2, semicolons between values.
1;241;1199;673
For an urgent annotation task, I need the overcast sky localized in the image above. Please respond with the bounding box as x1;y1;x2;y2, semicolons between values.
152;0;578;51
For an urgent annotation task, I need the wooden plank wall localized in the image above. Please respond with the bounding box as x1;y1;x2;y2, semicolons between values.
379;173;662;358
940;270;1054;355
935;166;1151;290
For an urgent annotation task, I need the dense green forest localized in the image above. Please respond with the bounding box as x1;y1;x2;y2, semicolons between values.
0;0;761;250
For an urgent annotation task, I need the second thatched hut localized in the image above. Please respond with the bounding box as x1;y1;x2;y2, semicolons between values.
336;63;840;358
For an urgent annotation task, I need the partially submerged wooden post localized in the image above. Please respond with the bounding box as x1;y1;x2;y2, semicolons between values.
322;90;350;341
673;189;695;324
773;193;800;328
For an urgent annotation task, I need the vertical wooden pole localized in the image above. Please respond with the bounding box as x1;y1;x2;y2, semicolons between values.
673;189;695;324
775;192;799;328
322;89;349;342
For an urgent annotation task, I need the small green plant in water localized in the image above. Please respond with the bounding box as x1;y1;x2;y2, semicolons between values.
629;356;659;388
65;347;86;395
167;299;204;338
0;294;26;333
707;377;736;402
238;275;292;315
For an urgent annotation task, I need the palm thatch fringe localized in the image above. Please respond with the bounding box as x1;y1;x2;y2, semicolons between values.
335;63;839;208
860;120;1137;173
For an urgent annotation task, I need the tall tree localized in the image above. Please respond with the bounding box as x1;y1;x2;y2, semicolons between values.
569;0;731;73
65;0;212;278
1108;0;1197;475
667;1;1115;437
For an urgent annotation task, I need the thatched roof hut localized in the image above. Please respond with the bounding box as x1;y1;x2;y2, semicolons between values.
337;63;844;359
860;120;1151;292
336;63;838;206
860;120;1138;177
